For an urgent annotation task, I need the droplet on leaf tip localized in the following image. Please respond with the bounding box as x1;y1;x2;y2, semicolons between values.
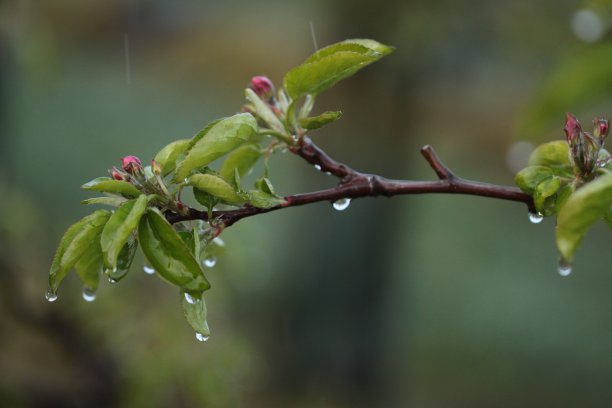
558;261;572;277
184;292;198;305
45;288;58;302
82;288;97;302
203;257;217;268
195;332;209;342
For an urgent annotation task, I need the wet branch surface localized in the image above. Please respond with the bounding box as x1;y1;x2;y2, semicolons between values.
167;136;535;226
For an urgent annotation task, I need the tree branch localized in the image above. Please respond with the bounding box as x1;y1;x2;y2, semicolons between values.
166;137;535;226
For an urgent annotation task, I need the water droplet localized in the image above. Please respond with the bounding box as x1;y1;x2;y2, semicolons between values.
195;332;209;342
184;178;189;184
45;288;58;302
108;277;118;284
332;198;351;211
558;261;572;277
203;257;217;268
314;164;322;171
528;212;544;224
143;265;155;275
325;171;332;176
212;237;225;247
184;292;198;304
82;288;96;302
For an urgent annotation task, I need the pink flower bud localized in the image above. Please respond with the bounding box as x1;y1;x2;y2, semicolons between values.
564;112;582;145
250;76;275;99
593;117;609;141
111;166;125;181
121;155;142;174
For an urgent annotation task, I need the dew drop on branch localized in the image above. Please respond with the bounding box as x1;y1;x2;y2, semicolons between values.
558;261;572;277
528;212;543;224
195;332;209;342
314;164;322;171
143;265;155;275
184;292;198;305
82;288;97;302
332;198;351;211
45;288;58;302
203;257;217;268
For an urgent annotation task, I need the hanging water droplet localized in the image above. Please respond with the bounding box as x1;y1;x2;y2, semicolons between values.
45;288;58;302
143;265;155;275
325;171;332;176
332;198;351;211
558;261;572;277
82;288;97;302
203;257;217;268
108;277;118;284
184;292;198;304
528;212;544;224
212;237;225;247
184;178;189;184
314;164;322;171
195;332;209;342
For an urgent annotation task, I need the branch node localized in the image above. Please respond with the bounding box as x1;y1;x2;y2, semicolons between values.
421;145;456;180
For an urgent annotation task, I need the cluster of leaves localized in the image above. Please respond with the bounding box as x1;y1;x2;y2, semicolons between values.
47;39;394;339
515;113;612;266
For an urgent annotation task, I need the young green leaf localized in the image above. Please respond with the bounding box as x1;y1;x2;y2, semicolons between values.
154;139;190;176
219;144;262;183
74;231;104;292
244;88;286;134
81;196;128;207
180;290;210;337
100;195;148;270
299;111;342;130
528;141;572;169
174;113;258;181
108;238;138;282
187;174;247;205
533;176;562;216
49;210;111;292
283;39;393;100
248;190;286;209
82;177;141;198
515;166;554;194
556;173;612;262
138;209;210;293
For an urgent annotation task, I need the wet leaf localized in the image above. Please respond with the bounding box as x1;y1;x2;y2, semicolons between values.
82;177;141;198
305;39;394;63
100;195;148;270
533;176;562;216
187;174;246;205
180;290;210;336
49;210;111;292
108;238;138;282
219;144;262;184
515;166;554;194
175;113;258;181
81;196;128;207
244;88;286;134
528;141;572;170
299;111;342;130
154;139;190;176
556;173;612;262
74;231;104;292
138;209;210;292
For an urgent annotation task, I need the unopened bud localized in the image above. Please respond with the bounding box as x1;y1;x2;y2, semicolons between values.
593;117;609;142
111;166;125;181
250;76;275;99
121;155;142;174
151;159;162;175
564;112;582;145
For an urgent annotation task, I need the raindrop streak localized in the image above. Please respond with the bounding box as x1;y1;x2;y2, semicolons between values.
195;332;210;342
82;288;96;302
45;288;58;302
314;164;322;171
143;265;155;275
332;198;351;211
203;257;217;268
184;292;198;305
558;261;572;277
528;212;544;224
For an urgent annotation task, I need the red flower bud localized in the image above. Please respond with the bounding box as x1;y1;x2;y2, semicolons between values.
111;166;125;181
121;155;142;174
564;112;582;145
593;117;609;141
250;76;275;99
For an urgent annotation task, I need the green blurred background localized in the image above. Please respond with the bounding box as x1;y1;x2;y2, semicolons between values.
2;0;612;407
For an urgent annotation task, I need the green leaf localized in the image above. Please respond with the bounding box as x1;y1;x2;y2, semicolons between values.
244;88;286;134
555;184;575;213
193;189;219;211
219;144;262;183
74;231;104;292
138;209;210;292
81;196;128;207
254;177;277;195
175;113;258;181
556;173;612;262
49;210;111;292
180;290;210;337
187;174;246;205
100;195;148;270
515;166;554;194
533;176;562;216
82;177;141;198
528;141;571;169
108;238;138;282
154;139;190;176
283;39;393;100
299;111;342;130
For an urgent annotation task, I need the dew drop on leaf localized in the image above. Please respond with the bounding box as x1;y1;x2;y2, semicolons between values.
332;198;351;211
82;287;97;302
184;292;198;305
45;288;58;302
528;212;544;224
203;257;217;268
143;265;155;275
558;261;572;277
195;332;209;342
108;278;118;284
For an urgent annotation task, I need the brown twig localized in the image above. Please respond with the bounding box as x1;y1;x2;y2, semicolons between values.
166;138;535;226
